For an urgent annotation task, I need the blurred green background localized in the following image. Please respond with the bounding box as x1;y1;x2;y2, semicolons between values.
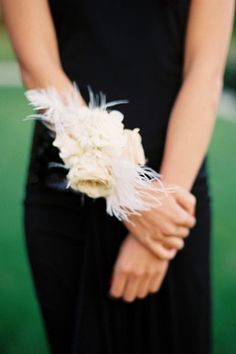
0;11;236;354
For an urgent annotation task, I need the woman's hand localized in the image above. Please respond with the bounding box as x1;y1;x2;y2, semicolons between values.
109;233;169;302
123;180;197;260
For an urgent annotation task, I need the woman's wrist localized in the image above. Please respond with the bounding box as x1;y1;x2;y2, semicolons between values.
159;167;195;193
21;64;86;107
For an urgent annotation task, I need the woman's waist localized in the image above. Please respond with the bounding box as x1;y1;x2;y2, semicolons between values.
26;121;209;197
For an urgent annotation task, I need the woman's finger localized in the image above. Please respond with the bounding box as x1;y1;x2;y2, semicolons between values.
175;187;197;216
163;225;190;239
161;236;184;250
149;273;164;294
122;274;141;302
109;271;127;298
149;262;169;294
136;275;152;299
175;226;190;238
174;207;196;228
144;235;177;260
150;228;185;249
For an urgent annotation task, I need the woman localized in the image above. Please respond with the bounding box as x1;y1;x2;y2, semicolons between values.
2;0;235;353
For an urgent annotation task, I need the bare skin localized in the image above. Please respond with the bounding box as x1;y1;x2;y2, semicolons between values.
2;0;235;303
110;0;235;301
122;181;197;260
160;0;236;191
1;0;197;255
110;233;169;303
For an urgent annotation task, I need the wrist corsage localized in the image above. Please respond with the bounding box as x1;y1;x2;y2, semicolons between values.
25;84;174;221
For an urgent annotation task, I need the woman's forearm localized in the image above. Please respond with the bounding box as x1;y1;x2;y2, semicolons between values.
20;59;73;91
159;68;222;191
18;48;85;103
159;0;235;192
2;0;83;99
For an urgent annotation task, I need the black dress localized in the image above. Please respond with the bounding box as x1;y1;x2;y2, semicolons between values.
23;1;212;353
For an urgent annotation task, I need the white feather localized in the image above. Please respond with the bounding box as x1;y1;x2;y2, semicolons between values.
106;158;176;221
24;84;177;221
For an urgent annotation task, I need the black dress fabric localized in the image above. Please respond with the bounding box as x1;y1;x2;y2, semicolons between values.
23;1;212;353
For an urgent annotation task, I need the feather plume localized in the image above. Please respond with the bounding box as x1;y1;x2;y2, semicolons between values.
24;84;177;221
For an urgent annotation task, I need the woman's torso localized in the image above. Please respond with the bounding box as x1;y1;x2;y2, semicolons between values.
27;0;201;191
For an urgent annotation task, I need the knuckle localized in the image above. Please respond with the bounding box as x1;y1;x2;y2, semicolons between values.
172;215;181;225
146;267;156;276
118;265;131;275
160;250;171;260
166;254;175;261
178;212;188;225
183;228;190;237
154;250;165;259
120;266;143;277
168;240;177;249
159;252;172;261
174;240;183;249
167;249;177;260
164;224;176;236
171;228;179;237
133;269;145;277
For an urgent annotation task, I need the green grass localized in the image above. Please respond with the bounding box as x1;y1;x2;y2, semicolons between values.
0;87;236;354
0;87;49;354
208;119;236;354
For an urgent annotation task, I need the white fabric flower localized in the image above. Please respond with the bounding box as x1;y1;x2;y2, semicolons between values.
25;85;173;221
123;128;146;165
71;107;127;157
67;152;115;198
52;132;84;168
